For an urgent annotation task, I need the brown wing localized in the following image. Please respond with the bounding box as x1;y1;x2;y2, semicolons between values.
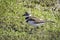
29;16;45;24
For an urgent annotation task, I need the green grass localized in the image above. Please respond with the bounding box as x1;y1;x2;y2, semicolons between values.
0;0;60;40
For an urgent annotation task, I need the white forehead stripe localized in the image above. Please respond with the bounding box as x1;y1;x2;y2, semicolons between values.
29;15;31;16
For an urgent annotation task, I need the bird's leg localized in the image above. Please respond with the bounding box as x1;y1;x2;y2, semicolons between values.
41;26;44;27
36;26;39;29
29;28;33;34
34;26;39;31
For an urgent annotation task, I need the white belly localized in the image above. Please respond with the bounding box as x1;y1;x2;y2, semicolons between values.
28;21;44;27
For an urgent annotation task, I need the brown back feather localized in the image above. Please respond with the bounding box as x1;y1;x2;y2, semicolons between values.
28;16;45;23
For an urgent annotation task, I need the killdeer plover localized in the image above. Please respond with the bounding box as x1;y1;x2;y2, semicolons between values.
23;12;55;27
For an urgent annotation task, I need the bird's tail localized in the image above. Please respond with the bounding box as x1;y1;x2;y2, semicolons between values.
46;20;55;23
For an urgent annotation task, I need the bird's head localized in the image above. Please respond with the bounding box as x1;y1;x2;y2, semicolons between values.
23;12;31;17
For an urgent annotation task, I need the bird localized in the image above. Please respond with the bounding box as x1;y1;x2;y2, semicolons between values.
23;12;55;27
